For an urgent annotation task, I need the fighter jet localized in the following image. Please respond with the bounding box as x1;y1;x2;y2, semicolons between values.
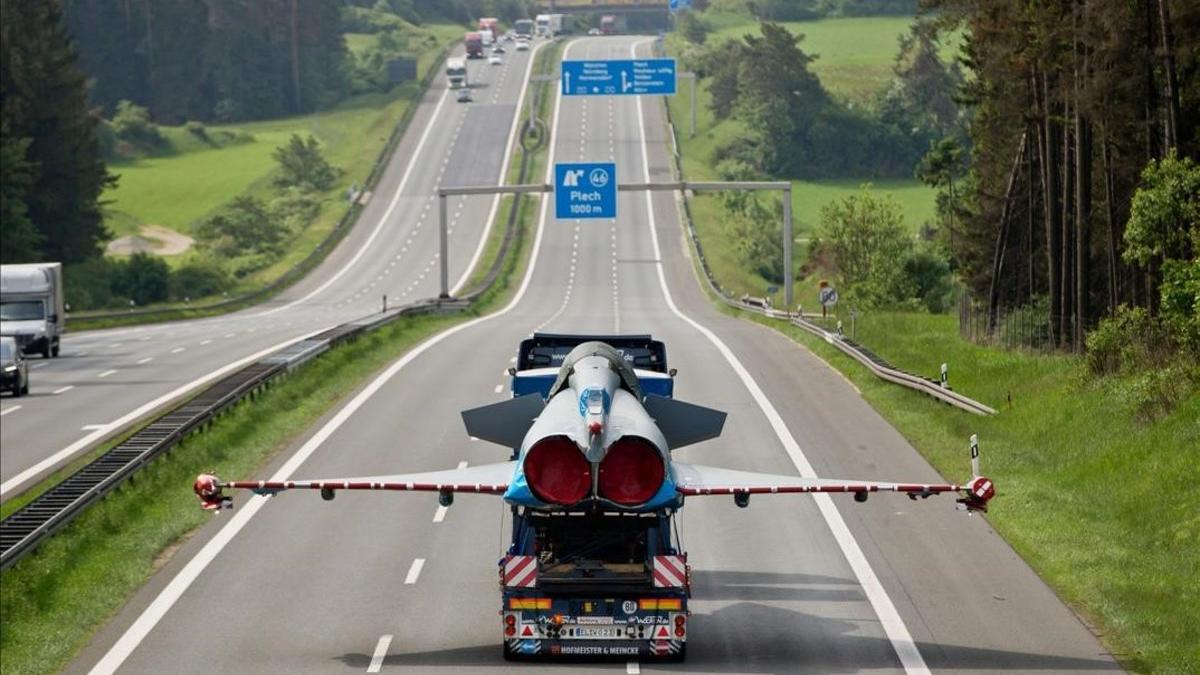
194;338;995;513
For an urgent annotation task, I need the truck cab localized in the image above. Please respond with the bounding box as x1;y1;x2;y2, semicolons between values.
500;334;689;661
0;263;64;358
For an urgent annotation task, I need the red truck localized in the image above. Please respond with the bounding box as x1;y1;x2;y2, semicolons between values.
465;31;484;59
600;15;618;35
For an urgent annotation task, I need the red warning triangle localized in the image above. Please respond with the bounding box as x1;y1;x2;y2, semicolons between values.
522;625;534;637
656;626;669;638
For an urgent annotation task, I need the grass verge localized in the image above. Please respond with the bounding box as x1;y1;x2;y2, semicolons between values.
744;310;1198;673
0;57;550;669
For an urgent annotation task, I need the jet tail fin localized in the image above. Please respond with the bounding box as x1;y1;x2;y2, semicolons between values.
461;394;545;448
644;395;726;449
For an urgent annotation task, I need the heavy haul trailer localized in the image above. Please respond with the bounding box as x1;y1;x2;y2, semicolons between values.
501;334;688;660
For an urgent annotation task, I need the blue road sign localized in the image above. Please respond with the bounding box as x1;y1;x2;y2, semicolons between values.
561;59;677;96
555;162;616;219
669;0;692;11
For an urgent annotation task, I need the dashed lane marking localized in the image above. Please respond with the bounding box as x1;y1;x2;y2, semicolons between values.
0;406;20;416
98;369;117;378
53;385;74;395
404;558;425;585
367;634;392;673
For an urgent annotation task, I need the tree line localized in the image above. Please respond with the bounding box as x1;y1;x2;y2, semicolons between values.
928;0;1198;353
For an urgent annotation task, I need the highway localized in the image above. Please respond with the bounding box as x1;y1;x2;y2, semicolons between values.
0;42;543;496
68;36;1119;674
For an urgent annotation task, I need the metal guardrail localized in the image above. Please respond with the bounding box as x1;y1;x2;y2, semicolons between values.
0;297;458;570
659;100;997;417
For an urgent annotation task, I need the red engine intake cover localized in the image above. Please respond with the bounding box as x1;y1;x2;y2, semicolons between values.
598;437;665;506
524;436;591;505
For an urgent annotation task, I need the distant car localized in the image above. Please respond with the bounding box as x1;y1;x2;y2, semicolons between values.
515;40;530;51
1;336;29;397
492;44;505;54
488;54;503;65
588;28;601;36
503;32;515;42
457;88;472;103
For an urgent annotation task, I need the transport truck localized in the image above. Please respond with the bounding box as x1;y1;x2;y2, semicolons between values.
500;334;689;660
536;13;566;37
478;17;500;43
600;15;619;35
465;31;485;58
445;57;468;88
0;262;64;358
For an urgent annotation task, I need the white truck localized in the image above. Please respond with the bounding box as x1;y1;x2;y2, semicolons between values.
536;13;565;37
445;58;468;89
0;263;65;358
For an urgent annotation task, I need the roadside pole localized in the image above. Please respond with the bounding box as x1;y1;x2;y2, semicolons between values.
439;194;449;298
782;186;793;309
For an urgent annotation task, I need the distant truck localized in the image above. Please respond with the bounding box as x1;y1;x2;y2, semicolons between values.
465;31;485;58
446;57;468;88
600;15;624;35
0;263;64;358
513;18;534;39
536;13;566;37
478;17;500;42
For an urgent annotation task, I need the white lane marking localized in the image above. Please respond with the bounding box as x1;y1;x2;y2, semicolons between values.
433;461;469;523
137;357;153;365
630;41;930;675
493;384;503;394
200;339;212;345
111;343;123;348
86;44;569;675
53;386;74;395
223;333;235;339
2;327;334;499
450;39;551;296
98;369;117;378
81;424;109;431
0;406;20;417
627;661;640;674
249;76;458;318
404;558;426;584
367;634;392;673
170;348;185;354
509;356;516;363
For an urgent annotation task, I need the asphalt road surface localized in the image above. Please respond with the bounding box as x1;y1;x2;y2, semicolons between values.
0;42;544;496
69;37;1119;674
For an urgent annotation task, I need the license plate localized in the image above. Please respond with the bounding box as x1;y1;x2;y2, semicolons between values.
573;627;622;638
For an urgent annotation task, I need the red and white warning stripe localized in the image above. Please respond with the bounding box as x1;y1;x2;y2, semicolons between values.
652;555;686;588
503;555;538;588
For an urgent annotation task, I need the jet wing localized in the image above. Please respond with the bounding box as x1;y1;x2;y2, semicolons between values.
671;461;994;511
195;461;516;510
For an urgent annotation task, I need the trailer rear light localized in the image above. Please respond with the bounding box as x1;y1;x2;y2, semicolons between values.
638;598;682;611
524;436;590;505
674;625;685;637
509;597;552;610
505;615;516;626
598;437;665;505
505;625;516;636
674;615;686;627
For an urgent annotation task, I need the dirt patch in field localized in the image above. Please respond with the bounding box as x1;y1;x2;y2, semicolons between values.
107;224;195;256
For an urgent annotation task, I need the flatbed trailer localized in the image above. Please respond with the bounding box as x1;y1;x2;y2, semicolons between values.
500;334;688;660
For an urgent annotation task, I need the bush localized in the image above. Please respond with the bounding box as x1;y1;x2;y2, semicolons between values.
196;196;289;258
270;191;321;230
111;253;170;306
1119;364;1199;423
817;185;913;308
184;121;210;144
111;100;165;149
1160;257;1200;353
169;259;231;300
1084;305;1174;377
900;247;955;313
272;134;338;192
64;258;119;310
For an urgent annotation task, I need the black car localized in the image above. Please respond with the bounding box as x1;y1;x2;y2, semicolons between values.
1;336;29;396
